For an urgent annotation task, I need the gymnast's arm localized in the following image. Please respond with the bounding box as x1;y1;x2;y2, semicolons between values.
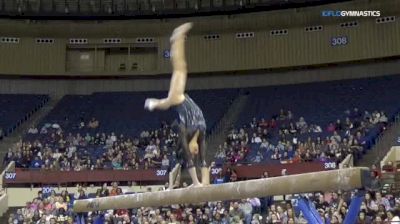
145;23;192;111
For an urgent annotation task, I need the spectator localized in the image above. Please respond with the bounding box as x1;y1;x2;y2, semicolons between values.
375;192;391;211
251;133;262;144
379;111;388;124
229;202;245;222
87;117;99;129
28;126;38;134
239;199;253;224
296;117;308;133
252;151;263;163
161;155;170;169
368;171;382;192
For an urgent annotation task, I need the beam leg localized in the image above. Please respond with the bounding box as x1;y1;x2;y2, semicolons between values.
295;197;324;224
343;191;365;224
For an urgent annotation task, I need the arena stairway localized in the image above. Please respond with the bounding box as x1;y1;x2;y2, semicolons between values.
0;95;63;169
357;114;400;167
205;92;249;165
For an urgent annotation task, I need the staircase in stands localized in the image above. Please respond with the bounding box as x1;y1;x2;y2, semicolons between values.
205;92;249;165
357;114;400;168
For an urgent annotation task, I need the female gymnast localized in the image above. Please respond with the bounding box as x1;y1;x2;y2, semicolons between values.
144;22;209;188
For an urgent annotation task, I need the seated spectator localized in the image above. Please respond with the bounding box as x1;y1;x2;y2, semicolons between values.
271;149;281;160
251;133;262;144
327;122;336;132
229;201;245;222
375;192;391;211
28;126;38;134
161;155;170;169
288;123;297;134
215;145;226;159
99;183;109;197
258;118;269;128
344;117;353;130
269;118;277;129
249;117;257;129
110;182;122;196
371;164;381;178
296;117;308;133
330;131;342;143
252;151;263;163
367;171;382;192
260;139;271;150
335;119;343;131
287;110;293;120
78;121;85;129
379;111;388;124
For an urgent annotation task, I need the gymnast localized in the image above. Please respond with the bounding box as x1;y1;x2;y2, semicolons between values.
144;22;209;188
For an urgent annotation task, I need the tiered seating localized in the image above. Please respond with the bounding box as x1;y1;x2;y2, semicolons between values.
246;77;399;138
0;94;49;137
37;89;237;137
15;89;237;171
219;75;400;165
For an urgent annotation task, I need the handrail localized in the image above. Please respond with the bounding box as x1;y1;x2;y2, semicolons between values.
4;162;329;185
339;154;353;169
0;161;15;188
0;193;8;217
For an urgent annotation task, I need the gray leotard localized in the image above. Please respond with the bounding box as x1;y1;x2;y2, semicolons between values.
175;94;206;132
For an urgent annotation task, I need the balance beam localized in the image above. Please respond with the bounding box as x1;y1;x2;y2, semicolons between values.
73;167;370;212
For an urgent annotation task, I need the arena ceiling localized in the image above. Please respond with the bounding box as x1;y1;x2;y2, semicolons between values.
0;0;350;19
0;0;397;37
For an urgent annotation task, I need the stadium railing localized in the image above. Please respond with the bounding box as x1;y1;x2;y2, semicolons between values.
4;161;334;185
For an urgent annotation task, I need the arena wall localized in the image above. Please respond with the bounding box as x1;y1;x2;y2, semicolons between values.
0;58;398;95
0;0;398;76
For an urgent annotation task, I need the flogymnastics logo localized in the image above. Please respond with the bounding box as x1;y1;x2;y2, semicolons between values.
322;10;381;17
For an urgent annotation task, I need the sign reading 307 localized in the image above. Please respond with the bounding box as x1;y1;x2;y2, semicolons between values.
4;172;16;180
156;170;168;176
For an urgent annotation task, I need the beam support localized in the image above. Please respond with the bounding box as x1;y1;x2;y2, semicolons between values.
295;197;324;224
343;190;365;224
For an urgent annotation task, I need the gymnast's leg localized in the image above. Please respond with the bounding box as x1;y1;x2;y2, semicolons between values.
198;130;210;185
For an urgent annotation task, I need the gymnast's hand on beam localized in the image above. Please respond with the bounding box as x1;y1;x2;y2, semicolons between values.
144;98;159;111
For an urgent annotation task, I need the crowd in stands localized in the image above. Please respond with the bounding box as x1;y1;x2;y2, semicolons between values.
2;79;400;223
3;118;179;172
215;108;389;166
6;165;400;224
